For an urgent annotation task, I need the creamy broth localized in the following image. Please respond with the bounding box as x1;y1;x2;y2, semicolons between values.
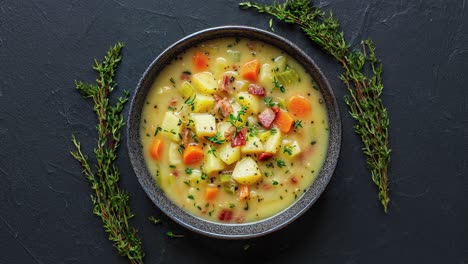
140;38;329;223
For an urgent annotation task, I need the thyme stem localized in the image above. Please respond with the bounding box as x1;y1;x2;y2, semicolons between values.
240;0;391;212
70;43;145;263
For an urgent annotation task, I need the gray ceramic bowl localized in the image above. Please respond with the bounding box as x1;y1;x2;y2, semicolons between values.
127;26;341;239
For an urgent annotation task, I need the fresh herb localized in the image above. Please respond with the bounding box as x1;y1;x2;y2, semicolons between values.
240;0;391;212
185;168;193;174
169;77;175;84
272;180;279;185
178;144;185;154
270;127;277;135
276;159;286;168
166;232;184;239
293;120;303;129
263;97;277;107
205;132;225;144
273;77;286;93
148;216;161;225
249;125;259;137
208;145;217;157
169;165;176;169
229;203;235;208
182;70;192;75
154;126;162;136
188;195;194;200
70;43;144;263
201;172;209;180
283;145;295;156
181;95;197;111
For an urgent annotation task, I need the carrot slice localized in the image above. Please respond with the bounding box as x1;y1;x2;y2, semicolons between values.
239;185;250;200
193;51;209;71
182;144;204;165
274;111;294;133
288;95;312;118
205;185;219;200
149;138;163;160
241;59;260;81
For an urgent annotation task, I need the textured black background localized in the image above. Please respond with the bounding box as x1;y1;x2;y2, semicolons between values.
1;0;467;263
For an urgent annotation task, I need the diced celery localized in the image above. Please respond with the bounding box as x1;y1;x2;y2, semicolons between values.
275;68;300;85
273;56;288;72
227;50;241;62
178;81;194;98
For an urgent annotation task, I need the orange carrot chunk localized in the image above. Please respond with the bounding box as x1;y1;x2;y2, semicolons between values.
239;185;250;200
274;111;294;133
288;95;312;118
205;185;219;200
241;59;260;81
182;144;204;165
149;138;163;160
193;51;209;71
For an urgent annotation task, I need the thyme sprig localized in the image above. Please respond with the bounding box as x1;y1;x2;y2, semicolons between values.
240;0;391;212
70;43;145;263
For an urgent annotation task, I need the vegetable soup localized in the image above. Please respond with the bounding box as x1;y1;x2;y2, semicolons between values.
140;37;329;223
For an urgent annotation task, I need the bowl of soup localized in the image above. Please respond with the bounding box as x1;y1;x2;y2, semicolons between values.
127;26;341;239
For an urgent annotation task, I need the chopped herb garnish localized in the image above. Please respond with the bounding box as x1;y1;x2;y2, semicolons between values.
208;145;217;157
293;120;303;129
182;70;191;75
205;132;225;144
154;126;162;136
283;145;295;155
148;216;161;225
270;127;277;135
185;168;193;174
263;97;276;107
166;231;184;239
183;180;190;186
187;195;194;200
169;165;176;169
229;203;235;208
201;172;208;180
272;180;279;185
273;77;286;93
276;159;286;168
169;77;175;84
249;125;259;137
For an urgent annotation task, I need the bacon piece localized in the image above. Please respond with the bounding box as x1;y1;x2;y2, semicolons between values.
180;72;191;81
271;105;280;114
218;209;233;222
182;128;191;146
258;152;274;161
247;84;266;96
224;125;236;141
214;97;233;117
169;98;178;107
231;127;247;147
219;75;231;93
258;108;276;129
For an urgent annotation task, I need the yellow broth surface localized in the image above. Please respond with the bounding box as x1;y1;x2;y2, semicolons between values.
140;38;329;223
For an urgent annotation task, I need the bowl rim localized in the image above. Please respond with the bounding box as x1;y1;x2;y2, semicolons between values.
127;25;342;239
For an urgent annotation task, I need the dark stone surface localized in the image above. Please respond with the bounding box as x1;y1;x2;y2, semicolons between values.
0;0;467;263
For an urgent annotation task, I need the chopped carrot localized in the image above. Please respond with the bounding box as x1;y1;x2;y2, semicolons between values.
239;185;250;200
274;111;294;133
182;144;204;165
241;59;260;81
149;138;163;160
193;51;209;71
288;95;312;118
205;185;219;200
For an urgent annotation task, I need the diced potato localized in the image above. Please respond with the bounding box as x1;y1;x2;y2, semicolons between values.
188;170;207;186
178;81;194;98
190;113;217;137
192;93;215;113
161;111;182;142
284;140;302;158
232;157;262;185
168;142;181;165
258;63;274;88
227;49;241;62
237;91;261;114
213;57;228;77
193;72;218;94
264;129;282;154
258;131;270;142
241;136;264;154
204;147;225;175
219;143;241;165
232;80;249;91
